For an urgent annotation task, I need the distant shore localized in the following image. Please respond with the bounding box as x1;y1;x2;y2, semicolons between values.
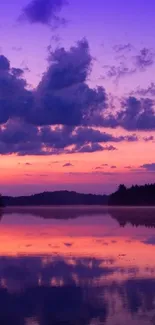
1;183;155;207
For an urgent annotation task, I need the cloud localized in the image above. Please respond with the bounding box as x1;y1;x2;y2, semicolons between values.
142;236;155;245
46;39;91;89
122;134;138;142
74;144;116;153
29;39;108;127
0;55;10;71
20;0;67;27
64;242;72;247
0;119;140;156
140;163;155;171
133;48;155;71
0;41;153;132
0;41;108;129
111;165;116;169
25;162;32;166
69;127;138;144
63;163;73;167
117;97;155;130
0;38;154;157
143;136;154;142
113;43;133;53
103;63;136;83
104;47;155;85
94;163;109;170
0;120;40;153
0;55;32;125
132;82;155;97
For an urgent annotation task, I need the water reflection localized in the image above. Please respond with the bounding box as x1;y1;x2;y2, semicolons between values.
3;206;109;220
109;207;155;228
0;255;155;324
0;207;154;324
2;206;155;228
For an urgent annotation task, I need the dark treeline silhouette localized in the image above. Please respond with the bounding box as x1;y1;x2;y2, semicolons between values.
109;183;155;206
0;194;3;207
2;183;155;207
3;191;108;206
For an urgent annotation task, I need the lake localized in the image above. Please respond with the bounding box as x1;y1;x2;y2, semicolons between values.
0;206;155;325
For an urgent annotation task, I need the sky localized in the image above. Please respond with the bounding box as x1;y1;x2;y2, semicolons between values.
0;0;155;195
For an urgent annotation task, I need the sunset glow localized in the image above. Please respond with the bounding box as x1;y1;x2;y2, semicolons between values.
0;0;154;194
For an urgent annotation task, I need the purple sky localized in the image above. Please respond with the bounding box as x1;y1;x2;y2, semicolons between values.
0;0;155;195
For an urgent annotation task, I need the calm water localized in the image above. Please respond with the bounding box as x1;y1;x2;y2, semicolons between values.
0;206;155;324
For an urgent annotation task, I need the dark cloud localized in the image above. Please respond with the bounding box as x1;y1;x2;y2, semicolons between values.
0;39;154;157
70;127;138;144
0;119;140;155
142;236;155;245
0;41;154;132
28;39;108;127
0;41;107;129
124;134;138;142
74;144;116;153
71;127;111;144
143;135;154;142
140;163;155;171
20;0;67;27
117;97;155;130
69;130;124;152
0;55;32;125
111;165;116;169
0;120;38;145
64;242;72;247
124;166;132;169
0;55;10;71
63;163;73;167
0;120;43;155
46;39;91;89
133;48;155;70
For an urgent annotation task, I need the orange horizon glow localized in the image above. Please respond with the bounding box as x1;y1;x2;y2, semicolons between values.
0;127;154;194
0;222;154;283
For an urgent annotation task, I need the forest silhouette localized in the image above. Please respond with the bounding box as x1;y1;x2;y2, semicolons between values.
1;183;155;206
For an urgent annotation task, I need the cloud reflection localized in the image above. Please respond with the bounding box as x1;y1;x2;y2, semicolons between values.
0;255;154;324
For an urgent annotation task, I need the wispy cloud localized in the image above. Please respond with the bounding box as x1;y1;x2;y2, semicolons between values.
63;163;73;167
